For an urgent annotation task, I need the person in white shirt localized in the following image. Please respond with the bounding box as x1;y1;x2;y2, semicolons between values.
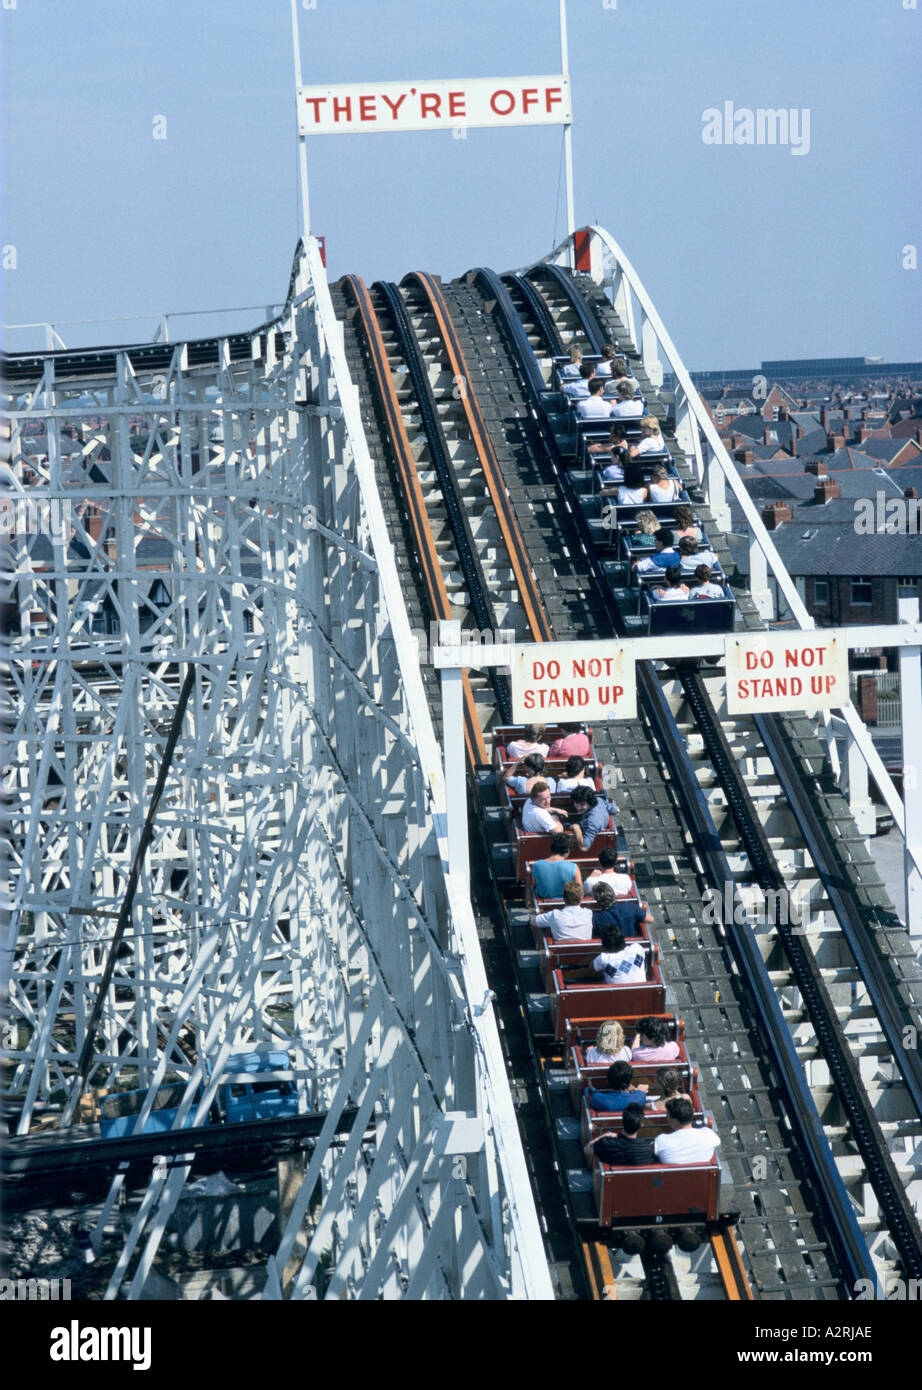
654;1098;721;1164
594;344;617;378
575;380;614;420
585;1018;632;1065
555;755;596;794
616;460;650;506
688;563;725;599
647;464;682;502
603;358;641;399
559;344;583;380
677;537;718;573
591;923;648;983
531;878;593;942
609;381;645;418
584;846;633;898
521;781;567;834
653;566;690;602
506;725;548;761
634;416;665;455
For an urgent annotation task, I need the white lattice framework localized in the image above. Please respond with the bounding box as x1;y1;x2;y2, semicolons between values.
2;239;551;1299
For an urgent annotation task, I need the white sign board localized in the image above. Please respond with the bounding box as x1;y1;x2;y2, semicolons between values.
297;76;571;136
725;630;849;715
511;641;636;722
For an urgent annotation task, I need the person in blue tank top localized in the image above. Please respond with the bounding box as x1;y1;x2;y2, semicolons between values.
531;833;580;900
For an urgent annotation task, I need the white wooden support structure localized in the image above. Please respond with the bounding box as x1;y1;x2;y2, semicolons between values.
6;240;552;1300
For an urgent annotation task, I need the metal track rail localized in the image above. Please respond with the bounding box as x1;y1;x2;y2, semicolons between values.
467;263;861;1298
511;262;922;1288
680;669;922;1281
339;274;487;765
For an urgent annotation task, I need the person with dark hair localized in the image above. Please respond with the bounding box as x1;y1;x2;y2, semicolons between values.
547;722;591;759
533;877;593;942
576;378;614;420
654;1098;721;1164
504;752;554;796
672;505;700;540
563;360;596;401
585;1101;655;1166
677;535;718;574
585;846;633;897
653;565;689;602
531;832;581;899
616;459;649;505
631;1016;680;1062
592;922;648;983
647;1069;693;1112
689;563;724;599
603;356;641;399
632;527;677;571
595;343;617;378
594;424;634;487
587;1061;649;1113
569;785;616;851
506;724;548;760
555;755;595;793
591;881;653;935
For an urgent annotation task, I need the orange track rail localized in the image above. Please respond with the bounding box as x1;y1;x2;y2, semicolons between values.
341;274;487;768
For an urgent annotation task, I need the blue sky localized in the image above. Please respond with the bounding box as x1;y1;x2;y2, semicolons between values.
3;0;920;367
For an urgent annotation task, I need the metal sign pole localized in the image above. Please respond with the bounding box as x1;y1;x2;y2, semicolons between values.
290;0;312;239
559;0;576;266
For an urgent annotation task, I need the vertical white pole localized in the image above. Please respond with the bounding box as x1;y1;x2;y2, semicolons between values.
898;596;922;940
439;620;470;885
559;0;576;267
290;0;312;239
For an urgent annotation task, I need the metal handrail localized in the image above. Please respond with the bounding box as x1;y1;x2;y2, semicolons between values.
537;225;919;882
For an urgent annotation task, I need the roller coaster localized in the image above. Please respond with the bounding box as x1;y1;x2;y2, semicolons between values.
4;228;922;1300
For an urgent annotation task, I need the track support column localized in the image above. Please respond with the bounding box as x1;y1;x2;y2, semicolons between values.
899;596;922;940
439;620;470;885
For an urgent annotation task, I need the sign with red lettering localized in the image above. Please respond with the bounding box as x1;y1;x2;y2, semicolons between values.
297;77;571;136
725;631;849;714
511;641;636;722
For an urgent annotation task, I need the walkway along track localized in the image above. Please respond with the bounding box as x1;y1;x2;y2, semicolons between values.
470;260;922;1292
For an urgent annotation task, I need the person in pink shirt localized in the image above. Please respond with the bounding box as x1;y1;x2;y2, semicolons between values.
547;723;591;759
630;1016;680;1063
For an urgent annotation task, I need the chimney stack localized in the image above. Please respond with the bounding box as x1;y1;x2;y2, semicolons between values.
820;407;831;430
856;425;872;444
827;431;846;451
763;426;773;446
762;503;793;530
814;476;840;505
805;459;827;477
